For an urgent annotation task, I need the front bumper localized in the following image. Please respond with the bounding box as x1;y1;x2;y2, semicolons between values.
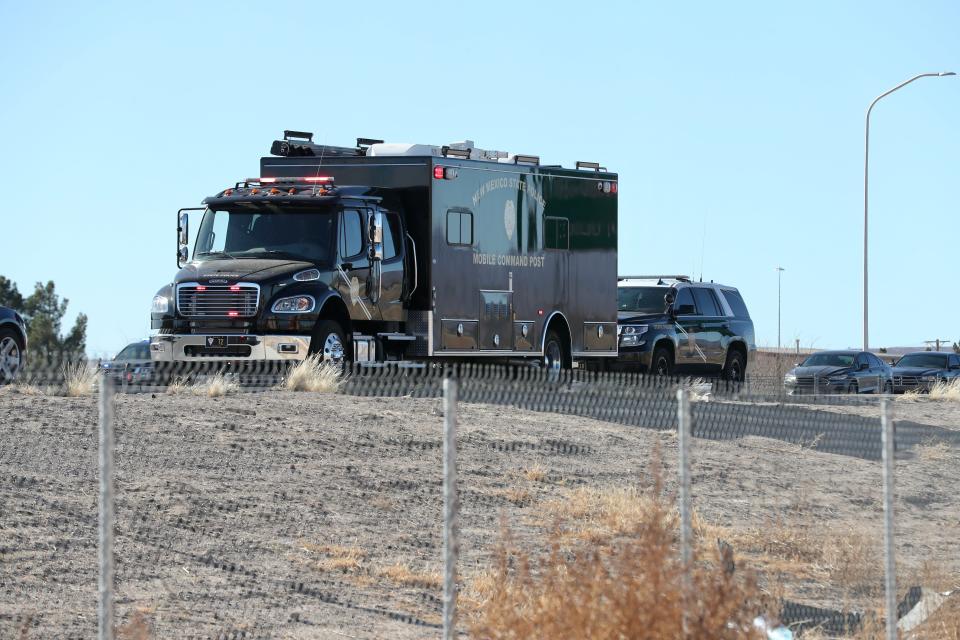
150;334;311;362
785;379;849;395
609;347;653;372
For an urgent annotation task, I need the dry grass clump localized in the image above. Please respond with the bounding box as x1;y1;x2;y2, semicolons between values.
522;463;548;483
378;562;443;589
719;514;882;597
195;372;239;397
300;542;368;573
61;361;97;397
540;485;676;543
470;486;761;639
899;378;960;403
284;354;342;393
916;438;952;462
929;378;960;402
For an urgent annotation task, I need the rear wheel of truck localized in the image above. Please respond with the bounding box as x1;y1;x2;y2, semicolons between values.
0;328;24;385
310;320;348;364
543;330;569;375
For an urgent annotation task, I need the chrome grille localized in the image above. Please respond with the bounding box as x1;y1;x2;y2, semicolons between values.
177;283;259;318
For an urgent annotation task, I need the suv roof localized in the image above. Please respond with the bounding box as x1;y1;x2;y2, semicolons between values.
617;276;739;290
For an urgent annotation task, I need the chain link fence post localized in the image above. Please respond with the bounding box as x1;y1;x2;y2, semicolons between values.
98;373;116;640
442;377;460;640
880;399;897;640
676;388;693;632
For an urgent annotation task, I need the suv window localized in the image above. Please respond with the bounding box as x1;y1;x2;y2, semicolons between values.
720;289;750;319
950;355;960;368
674;288;696;315
867;354;883;368
692;288;721;317
340;210;363;258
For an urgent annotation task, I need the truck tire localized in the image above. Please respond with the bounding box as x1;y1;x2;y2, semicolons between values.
543;330;569;374
652;345;673;377
722;349;746;382
310;320;348;364
0;327;25;385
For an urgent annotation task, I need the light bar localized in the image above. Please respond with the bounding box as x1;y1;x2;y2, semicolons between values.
245;176;335;185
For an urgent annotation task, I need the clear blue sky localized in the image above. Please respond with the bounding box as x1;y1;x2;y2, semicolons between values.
1;1;957;355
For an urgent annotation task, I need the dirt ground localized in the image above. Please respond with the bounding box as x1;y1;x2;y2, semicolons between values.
1;386;958;638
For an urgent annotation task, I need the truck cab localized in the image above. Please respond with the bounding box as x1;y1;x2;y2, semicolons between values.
151;180;412;363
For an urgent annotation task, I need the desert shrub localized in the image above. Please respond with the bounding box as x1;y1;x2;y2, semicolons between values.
284;354;342;392
469;487;761;639
61;361;96;397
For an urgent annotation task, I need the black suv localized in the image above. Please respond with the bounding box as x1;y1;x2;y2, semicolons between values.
613;276;755;380
0;305;28;384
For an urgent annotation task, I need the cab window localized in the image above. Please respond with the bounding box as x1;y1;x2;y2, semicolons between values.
382;212;402;261
340;210;364;258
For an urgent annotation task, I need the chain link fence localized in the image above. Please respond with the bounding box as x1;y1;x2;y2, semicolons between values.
1;362;958;638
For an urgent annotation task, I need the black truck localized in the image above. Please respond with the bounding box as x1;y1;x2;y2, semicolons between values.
150;132;618;371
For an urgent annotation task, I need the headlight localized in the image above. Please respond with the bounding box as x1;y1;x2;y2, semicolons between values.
618;324;648;347
272;295;316;313
151;295;169;314
784;373;796;384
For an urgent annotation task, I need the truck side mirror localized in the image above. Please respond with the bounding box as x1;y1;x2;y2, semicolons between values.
178;212;189;247
368;211;384;261
177;211;190;267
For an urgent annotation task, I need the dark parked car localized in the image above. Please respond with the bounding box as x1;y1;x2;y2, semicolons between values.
890;351;960;393
784;350;892;395
100;340;154;387
614;276;755;381
0;305;27;384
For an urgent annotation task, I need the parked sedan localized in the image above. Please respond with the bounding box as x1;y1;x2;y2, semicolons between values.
0;305;28;384
100;340;154;387
784;350;892;395
890;351;960;393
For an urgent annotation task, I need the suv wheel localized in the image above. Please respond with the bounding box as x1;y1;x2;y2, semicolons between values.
722;349;746;382
652;345;673;376
0;328;24;385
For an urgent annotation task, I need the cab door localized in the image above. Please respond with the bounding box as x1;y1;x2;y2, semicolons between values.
336;209;380;322
375;210;406;322
673;288;708;369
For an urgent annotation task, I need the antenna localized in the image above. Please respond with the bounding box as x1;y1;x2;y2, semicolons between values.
698;216;707;282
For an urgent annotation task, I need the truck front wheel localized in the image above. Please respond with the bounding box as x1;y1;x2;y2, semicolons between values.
310;320;348;364
0;328;24;384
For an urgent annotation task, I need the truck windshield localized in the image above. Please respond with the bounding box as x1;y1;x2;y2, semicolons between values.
193;208;336;265
618;286;669;313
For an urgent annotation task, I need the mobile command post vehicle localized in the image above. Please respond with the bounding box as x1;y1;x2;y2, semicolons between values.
150;132;618;371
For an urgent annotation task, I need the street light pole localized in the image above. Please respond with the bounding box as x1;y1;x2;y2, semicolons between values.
777;266;785;353
863;71;955;351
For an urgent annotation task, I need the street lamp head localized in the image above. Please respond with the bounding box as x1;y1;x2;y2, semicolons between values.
938;72;956;77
